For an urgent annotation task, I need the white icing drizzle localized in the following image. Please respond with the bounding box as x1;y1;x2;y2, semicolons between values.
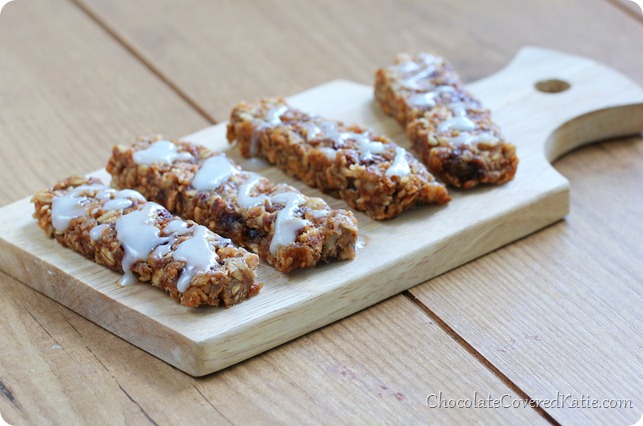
133;140;193;165
394;53;441;73
89;223;110;241
317;147;337;160
392;54;501;153
407;92;438;108
115;203;168;285
237;174;269;209
172;225;219;293
472;133;498;143
164;219;190;235
53;183;223;292
148;221;222;291
88;188;146;239
402;67;437;90
51;193;90;232
393;55;489;138
356;136;385;161
249;126;265;156
102;198;133;211
192;155;238;191
407;85;458;108
312;209;328;219
50;184;104;232
386;147;411;177
417;53;442;65
397;55;444;90
94;188;115;200
302;121;322;139
304;120;390;163
304;121;342;146
237;174;310;254
393;60;421;73
115;189;146;201
250;105;289;155
263;105;288;124
448;101;474;117
438;116;477;133
152;219;189;261
450;132;499;146
435;85;457;94
300;118;416;179
268;192;310;254
152;241;174;261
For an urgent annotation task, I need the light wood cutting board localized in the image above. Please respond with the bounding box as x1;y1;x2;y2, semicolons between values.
1;47;641;376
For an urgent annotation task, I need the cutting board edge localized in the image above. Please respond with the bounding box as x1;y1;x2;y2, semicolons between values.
0;234;203;374
190;178;570;377
0;178;568;376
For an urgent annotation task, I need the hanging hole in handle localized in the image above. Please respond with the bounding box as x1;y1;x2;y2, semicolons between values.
535;79;571;93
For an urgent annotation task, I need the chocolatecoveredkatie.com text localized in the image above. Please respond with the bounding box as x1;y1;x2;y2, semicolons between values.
426;391;633;409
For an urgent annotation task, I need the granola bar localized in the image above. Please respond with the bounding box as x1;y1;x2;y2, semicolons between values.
375;53;519;189
107;137;359;273
32;176;261;308
226;98;451;220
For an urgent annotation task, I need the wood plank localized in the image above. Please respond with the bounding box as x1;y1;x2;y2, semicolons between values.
411;134;643;425
0;0;210;207
76;0;643;122
0;270;548;425
0;0;218;422
0;271;232;425
1;48;641;376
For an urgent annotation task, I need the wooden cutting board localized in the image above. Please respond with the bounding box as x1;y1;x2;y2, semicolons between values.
1;47;641;376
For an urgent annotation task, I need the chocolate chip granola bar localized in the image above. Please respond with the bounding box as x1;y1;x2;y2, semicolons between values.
107;137;358;273
32;176;261;308
375;53;518;189
226;98;451;220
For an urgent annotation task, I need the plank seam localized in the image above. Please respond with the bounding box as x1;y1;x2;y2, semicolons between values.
0;378;21;412
119;384;160;426
403;291;562;425
69;0;218;125
56;305;112;372
192;385;236;426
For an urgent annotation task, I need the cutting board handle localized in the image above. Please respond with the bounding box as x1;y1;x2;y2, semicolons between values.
469;46;643;163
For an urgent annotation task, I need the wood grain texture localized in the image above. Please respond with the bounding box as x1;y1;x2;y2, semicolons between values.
1;0;642;423
0;270;548;426
75;0;643;121
0;271;232;425
411;134;643;425
3;48;640;376
0;0;210;206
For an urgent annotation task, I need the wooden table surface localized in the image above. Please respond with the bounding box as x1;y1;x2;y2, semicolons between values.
1;1;641;424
